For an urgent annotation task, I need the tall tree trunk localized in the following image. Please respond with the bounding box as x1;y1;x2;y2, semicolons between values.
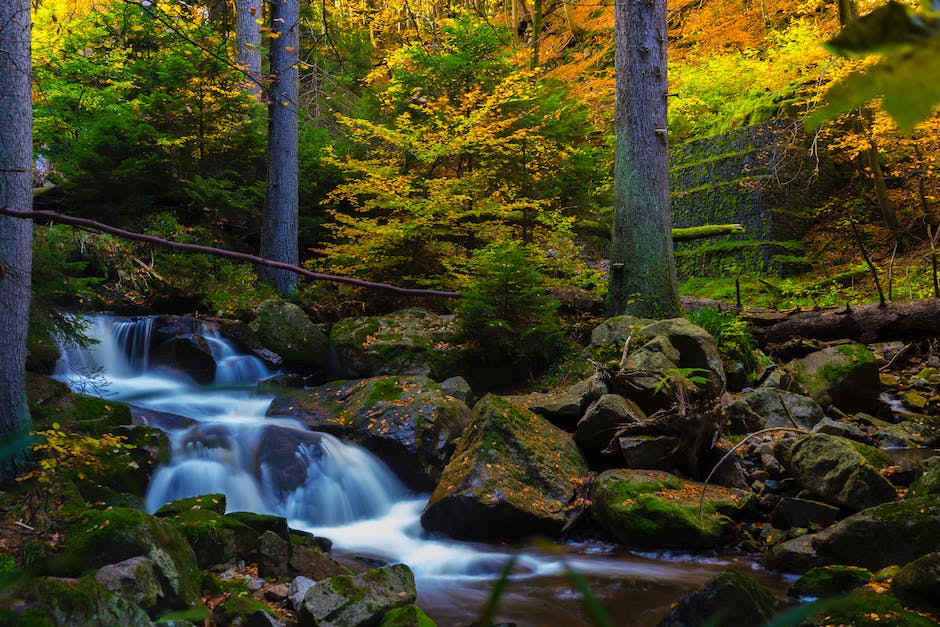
608;0;680;318
529;0;542;69
236;0;263;96
0;0;33;482
261;0;300;297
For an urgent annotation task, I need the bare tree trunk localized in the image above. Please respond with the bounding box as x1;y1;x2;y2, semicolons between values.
261;0;300;296
0;0;33;482
608;0;680;318
529;0;542;69
236;0;263;96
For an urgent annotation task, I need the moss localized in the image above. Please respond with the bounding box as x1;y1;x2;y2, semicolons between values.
213;593;273;624
155;494;227;517
364;377;408;404
379;604;437;626
789;565;873;598
161;508;257;568
799;591;937;626
819;343;876;384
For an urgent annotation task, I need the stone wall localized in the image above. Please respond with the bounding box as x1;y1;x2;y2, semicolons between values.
670;118;836;279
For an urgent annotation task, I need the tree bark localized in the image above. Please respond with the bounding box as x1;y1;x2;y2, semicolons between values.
607;0;680;318
0;0;33;482
261;0;300;297
235;0;262;96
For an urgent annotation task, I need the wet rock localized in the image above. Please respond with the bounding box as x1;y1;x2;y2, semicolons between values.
251;299;330;373
788;565;873;598
656;569;777;627
728;388;823;434
784;433;898;511
150;334;217;384
225;512;290;543
770;497;841;531
94;556;163;613
876;414;940;449
618;435;678;471
892;552;940;606
591;469;742;549
297;563;416;627
255;425;328;496
288;543;350;582
910;456;940;497
507;376;606;431
575;394;644;467
421;394;588;541
330;308;467;380
790;342;879;413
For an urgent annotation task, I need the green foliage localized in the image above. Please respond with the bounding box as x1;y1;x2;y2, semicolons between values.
456;242;564;369
686;307;757;373
809;1;940;131
18;423;132;490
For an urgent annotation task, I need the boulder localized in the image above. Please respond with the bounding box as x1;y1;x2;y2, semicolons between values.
788;565;873;598
575;394;644;467
770;497;841;531
505;376;606;431
2;576;155;626
329;308;467;380
289;576;316;611
768;495;940;572
589;315;654;349
795;590;937;626
150;334;217;384
727;388;823;434
618;435;679;472
619;336;683;414
268;376;471;491
784;433;897;511
297;563;416;627
591;469;742;549
58;507;201;610
258;530;291;579
155;495;259;569
790;342;880;413
288;543;350;582
94;556;163;614
811;416;873;444
892;552;940;606
642;318;726;390
251;299;330;373
379;604;437;626
439;376;473;406
910;456;940;497
656;569;777;627
420;394;588;541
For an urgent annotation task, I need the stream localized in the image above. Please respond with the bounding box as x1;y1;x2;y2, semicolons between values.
54;315;792;626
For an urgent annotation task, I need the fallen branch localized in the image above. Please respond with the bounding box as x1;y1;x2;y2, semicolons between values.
672;223;745;242
0;208;461;298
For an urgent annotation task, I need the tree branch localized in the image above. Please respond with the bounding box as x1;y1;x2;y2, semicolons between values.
0;208;461;299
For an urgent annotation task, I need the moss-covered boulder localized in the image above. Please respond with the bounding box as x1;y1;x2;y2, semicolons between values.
268;376;471;490
330;308;468;380
212;593;280;626
788;565;873;598
297;563;417;627
727;388;824;434
505;376;607;431
589;315;654;349
892;552;940;607
910;456;940;497
591;469;742;549
250;299;330;373
796;590;937;626
379;604;437;626
642;317;726;390
1;575;155;626
791;342;879;413
57;507;201;610
94;556;164;614
876;414;940;449
768;496;940;572
656;569;777;627
155;495;258;569
783;433;898;511
420;394;587;541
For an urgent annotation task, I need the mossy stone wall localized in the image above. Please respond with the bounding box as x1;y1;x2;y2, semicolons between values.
670;118;835;278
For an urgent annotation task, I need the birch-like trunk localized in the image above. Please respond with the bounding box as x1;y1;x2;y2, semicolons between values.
260;0;300;296
607;0;680;318
0;0;34;480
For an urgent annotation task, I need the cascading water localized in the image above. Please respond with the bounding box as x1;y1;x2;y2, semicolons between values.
54;314;789;626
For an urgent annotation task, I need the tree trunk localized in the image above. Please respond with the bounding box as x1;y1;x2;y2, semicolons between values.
0;0;33;482
235;0;263;96
608;0;680;318
530;0;542;69
261;0;300;297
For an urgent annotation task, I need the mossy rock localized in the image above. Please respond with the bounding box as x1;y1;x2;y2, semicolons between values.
1;575;154;626
212;592;278;626
657;569;777;627
788;565;873;598
591;469;741;550
421;394;588;541
506;376;607;431
796;590;937;626
910;456;940;497
26;378;133;434
379;604;437;626
225;511;290;542
727;388;823;433
155;494;228;517
329;308;469;381
892;552;940;607
791;343;880;413
785;433;898;511
160;508;258;569
297;563;417;627
250;299;330;373
58;507;201;610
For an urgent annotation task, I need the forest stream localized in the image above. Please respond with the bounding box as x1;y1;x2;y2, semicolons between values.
53;315;792;626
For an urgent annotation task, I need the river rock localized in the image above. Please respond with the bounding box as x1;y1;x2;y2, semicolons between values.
591;469;742;549
156;495;259;569
590;315;654;348
250;299;329;373
618;435;679;471
2;576;155;626
642;317;726;390
768;495;940;572
58;507;201;610
797;590;937;626
268;376;471;491
892;552;940;606
811;416;873;444
790;342;879;413
330;308;467;380
506;376;606;431
575;394;644;467
439;376;473;405
420;394;588;541
788;565;873;598
150;334;217;384
94;556;163;613
910;456;940;497
770;497;841;531
618;336;683;414
656;569;777;627
782;433;897;511
289;576;316;611
258;530;292;579
727;388;823;434
297;563;416;627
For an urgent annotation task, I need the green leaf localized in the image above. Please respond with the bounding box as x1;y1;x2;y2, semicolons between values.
824;1;933;56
